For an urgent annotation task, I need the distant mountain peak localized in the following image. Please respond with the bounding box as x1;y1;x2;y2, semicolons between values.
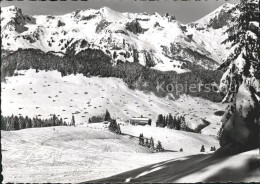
100;6;112;12
192;3;237;28
1;4;240;72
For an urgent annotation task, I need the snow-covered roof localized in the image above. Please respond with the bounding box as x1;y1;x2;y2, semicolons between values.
131;117;150;121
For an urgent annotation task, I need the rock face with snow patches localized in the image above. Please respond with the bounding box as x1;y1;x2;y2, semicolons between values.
1;3;238;72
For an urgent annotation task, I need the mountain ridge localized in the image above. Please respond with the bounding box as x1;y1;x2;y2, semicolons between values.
1;3;238;72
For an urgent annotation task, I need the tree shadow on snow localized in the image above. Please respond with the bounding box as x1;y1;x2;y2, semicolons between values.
85;154;219;183
85;147;260;183
204;157;260;182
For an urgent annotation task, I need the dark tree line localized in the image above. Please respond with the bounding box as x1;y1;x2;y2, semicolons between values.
88;115;104;123
156;114;189;131
138;134;164;152
2;48;223;102
200;145;216;152
87;109;120;134
1;114;71;131
210;146;216;151
88;109;111;123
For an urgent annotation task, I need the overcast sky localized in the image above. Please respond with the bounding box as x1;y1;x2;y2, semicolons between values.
1;0;240;23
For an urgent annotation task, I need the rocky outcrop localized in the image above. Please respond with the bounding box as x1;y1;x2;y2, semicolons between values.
57;20;65;27
208;4;233;29
96;19;111;33
208;10;231;29
125;20;148;34
161;43;219;69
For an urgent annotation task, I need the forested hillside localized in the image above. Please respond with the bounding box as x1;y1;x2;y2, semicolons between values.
1;48;223;102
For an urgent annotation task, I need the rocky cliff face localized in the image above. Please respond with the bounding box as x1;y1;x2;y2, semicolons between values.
1;4;238;72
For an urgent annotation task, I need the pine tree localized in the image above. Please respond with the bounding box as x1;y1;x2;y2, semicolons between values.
25;116;29;128
173;116;177;129
1;115;6;130
117;123;121;134
19;116;26;129
8;115;14;130
163;116;166;127
104;109;111;121
3;117;7;130
165;115;169;128
139;133;144;145
59;118;63;126
108;119;120;134
109;119;115;131
200;145;205;152
175;116;181;130
145;138;149;148
156;114;164;127
148;118;152;126
71;114;75;127
150;137;154;150
28;118;32;128
14;116;20;130
180;117;187;131
219;0;259;103
218;0;260;151
168;114;174;129
52;114;57;126
156;141;164;152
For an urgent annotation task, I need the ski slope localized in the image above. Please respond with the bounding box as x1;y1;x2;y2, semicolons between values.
1;123;220;183
1;69;225;135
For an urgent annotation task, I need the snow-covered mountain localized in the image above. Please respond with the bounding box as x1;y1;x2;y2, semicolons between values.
1;3;238;72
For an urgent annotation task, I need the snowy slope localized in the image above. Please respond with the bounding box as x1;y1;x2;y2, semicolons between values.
92;148;260;183
120;124;219;153
1;124;219;183
1;4;238;71
1;69;225;135
175;149;260;183
186;3;239;63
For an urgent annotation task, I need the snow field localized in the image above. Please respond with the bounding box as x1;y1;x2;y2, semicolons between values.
1;69;225;136
2;125;214;183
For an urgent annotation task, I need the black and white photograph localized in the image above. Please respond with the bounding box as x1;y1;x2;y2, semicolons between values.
0;0;259;183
